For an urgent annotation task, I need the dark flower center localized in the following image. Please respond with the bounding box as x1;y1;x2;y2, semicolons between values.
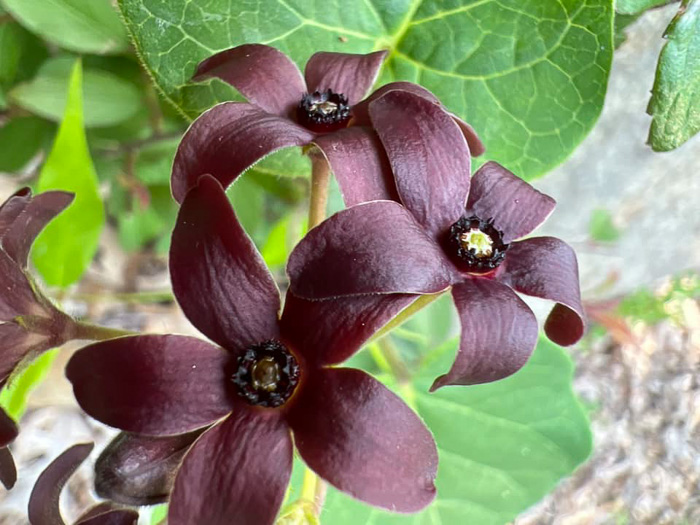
297;89;351;132
232;340;300;408
448;216;509;273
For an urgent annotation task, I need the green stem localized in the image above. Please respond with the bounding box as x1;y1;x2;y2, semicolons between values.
71;321;136;341
307;155;331;230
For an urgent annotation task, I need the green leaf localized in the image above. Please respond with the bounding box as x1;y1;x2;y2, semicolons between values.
118;0;613;180
10;56;144;128
647;0;700;151
0;116;54;173
0;21;48;88
32;60;105;287
616;0;674;15
0;0;129;54
321;338;592;524
589;208;621;242
228;176;266;243
0;350;58;421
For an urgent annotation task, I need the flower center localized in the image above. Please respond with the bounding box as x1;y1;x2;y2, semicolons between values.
232;340;300;408
297;89;351;132
448;216;508;273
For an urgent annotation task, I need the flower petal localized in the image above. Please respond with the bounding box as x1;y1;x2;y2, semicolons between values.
168;409;292;525
193;44;306;117
352;81;485;156
1;190;74;267
0;251;40;321
0;323;52;383
431;279;539;390
0;187;31;236
288;200;454;299
288;367;437;512
498;237;585;346
76;503;139;525
311;126;398;206
304;50;388;105
66;335;232;435
95;430;203;506
280;292;416;366
171;103;314;203
466;162;555;242
0;408;17;448
29;442;94;525
171;175;280;351
369;90;471;239
0;447;16;490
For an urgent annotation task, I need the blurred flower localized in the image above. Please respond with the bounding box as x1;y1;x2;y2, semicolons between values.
171;43;484;206
28;442;138;524
288;91;585;390
67;175;437;525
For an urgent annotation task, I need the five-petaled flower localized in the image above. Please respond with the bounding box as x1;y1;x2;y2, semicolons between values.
288;91;585;390
67;175;437;525
171;43;484;206
29;442;139;524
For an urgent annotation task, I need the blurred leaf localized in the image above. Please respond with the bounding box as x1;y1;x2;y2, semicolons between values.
262;216;293;269
321;337;592;524
118;204;164;252
255;146;311;180
148;504;167;525
0;350;58;420
589;208;621;242
32;60;105;287
228;176;265;243
618;271;700;324
10;56;144;127
0;116;54;173
0;0;129;54
134;138;180;185
648;0;700;151
119;0;613;181
616;0;675;15
0;21;47;88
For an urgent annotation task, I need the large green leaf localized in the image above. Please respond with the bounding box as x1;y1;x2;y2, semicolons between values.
320;337;592;524
647;0;700;151
0;0;129;54
32;60;105;287
10;56;144;128
119;0;613;180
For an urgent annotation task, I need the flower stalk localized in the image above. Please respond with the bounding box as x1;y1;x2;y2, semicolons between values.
307;155;331;230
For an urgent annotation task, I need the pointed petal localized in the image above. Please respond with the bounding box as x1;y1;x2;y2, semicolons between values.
0;408;17;448
352;81;484;156
76;504;138;525
369;90;471;239
29;442;94;525
0;323;50;383
0;251;39;321
280;292;416;366
0;447;17;490
312;126;398;206
499;237;585;346
0;187;32;236
304;50;388;105
66;335;232;435
171;175;280;351
171;103;314;202
466;162;555;242
288;368;437;512
1;191;74;267
95;430;203;506
288;201;454;299
169;410;292;525
193;44;306;117
431;279;538;390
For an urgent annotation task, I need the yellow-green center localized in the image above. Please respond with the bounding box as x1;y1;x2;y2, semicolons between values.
251;357;281;392
459;228;493;258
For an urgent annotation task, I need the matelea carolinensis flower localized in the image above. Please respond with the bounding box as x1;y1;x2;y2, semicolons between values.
67;175;436;525
288;91;585;390
171;43;484;206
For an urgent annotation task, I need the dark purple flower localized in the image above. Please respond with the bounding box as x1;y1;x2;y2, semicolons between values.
0;409;18;489
28;442;138;525
288;91;585;390
66;175;437;524
171;44;484;206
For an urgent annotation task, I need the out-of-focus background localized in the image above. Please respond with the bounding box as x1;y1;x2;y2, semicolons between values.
0;1;698;524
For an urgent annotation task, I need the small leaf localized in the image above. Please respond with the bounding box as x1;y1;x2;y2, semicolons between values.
1;0;129;54
10;56;144;127
32;59;105;288
0;350;58;421
616;0;675;15
648;0;700;151
0;116;54;173
589;208;621;242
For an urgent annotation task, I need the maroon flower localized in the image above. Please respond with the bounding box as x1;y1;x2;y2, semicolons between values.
66;175;437;524
28;442;138;525
288;91;585;390
0;410;18;489
171;44;484;206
